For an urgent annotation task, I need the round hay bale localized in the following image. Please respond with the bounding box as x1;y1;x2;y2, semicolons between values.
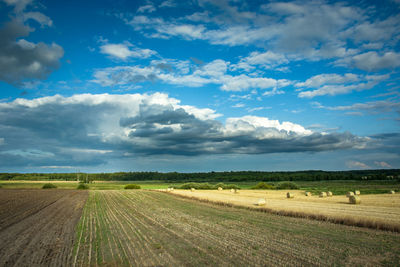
319;192;327;198
349;195;361;204
305;192;311;196
346;191;354;197
286;192;294;198
327;191;333;197
170;188;174;191
234;189;240;194
257;198;266;206
230;188;235;193
390;190;395;194
355;190;361;195
166;188;171;192
190;188;195;192
218;187;223;191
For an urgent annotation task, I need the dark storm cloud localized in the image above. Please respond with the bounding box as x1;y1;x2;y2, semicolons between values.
0;93;369;167
0;3;64;85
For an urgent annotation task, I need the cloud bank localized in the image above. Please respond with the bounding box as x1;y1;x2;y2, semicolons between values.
0;93;368;167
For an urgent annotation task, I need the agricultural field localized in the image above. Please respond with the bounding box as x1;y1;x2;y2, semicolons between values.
1;179;400;193
0;189;88;266
169;189;400;232
73;190;400;266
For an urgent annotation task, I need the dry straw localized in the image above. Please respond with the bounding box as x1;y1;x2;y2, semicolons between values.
218;187;223;191
191;188;195;192
257;198;266;206
327;191;333;197
286;192;294;198
349;195;361;204
346;191;354;197
305;192;311;196
319;192;327;198
355;190;361;195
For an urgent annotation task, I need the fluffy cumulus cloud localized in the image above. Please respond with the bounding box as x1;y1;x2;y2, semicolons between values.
0;93;368;167
0;0;63;85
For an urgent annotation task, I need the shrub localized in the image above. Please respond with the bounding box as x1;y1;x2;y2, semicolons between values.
276;182;299;190
252;182;275;190
0;184;2;188
77;183;89;190
42;183;57;189
124;184;141;189
179;182;214;189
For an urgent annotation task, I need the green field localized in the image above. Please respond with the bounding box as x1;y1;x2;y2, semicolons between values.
1;180;399;195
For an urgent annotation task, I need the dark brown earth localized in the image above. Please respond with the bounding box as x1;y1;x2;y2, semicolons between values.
0;189;88;267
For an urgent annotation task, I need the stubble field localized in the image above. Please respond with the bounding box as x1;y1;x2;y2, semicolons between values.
0;188;399;266
169;189;400;231
73;190;400;266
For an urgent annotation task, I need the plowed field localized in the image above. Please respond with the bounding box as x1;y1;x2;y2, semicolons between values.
0;189;88;267
73;190;400;266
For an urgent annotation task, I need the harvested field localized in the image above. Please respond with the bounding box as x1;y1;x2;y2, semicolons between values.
169;189;400;231
0;189;88;267
74;190;400;266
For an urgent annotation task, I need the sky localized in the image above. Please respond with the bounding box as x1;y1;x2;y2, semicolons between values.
0;0;399;173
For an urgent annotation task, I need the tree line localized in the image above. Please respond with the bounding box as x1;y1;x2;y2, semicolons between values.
0;169;399;182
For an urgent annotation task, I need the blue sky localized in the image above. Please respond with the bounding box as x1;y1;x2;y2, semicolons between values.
0;0;399;172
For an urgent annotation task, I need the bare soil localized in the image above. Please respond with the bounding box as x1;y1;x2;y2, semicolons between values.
0;189;88;267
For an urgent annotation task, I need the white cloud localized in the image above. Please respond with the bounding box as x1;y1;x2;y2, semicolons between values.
374;161;391;168
22;12;53;27
297;73;389;98
121;1;400;73
159;0;175;8
232;51;288;71
295;73;360;88
346;160;370;169
3;0;32;12
100;42;156;60
232;103;244;108
351;51;400;71
314;100;400;114
137;4;156;13
92;59;291;93
225;115;313;137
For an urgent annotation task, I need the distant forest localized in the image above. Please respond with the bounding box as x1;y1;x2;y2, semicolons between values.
1;169;400;182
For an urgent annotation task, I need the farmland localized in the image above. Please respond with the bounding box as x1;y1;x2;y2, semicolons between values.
1;185;400;266
1;179;400;193
73;190;400;266
0;189;88;266
169;189;400;231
